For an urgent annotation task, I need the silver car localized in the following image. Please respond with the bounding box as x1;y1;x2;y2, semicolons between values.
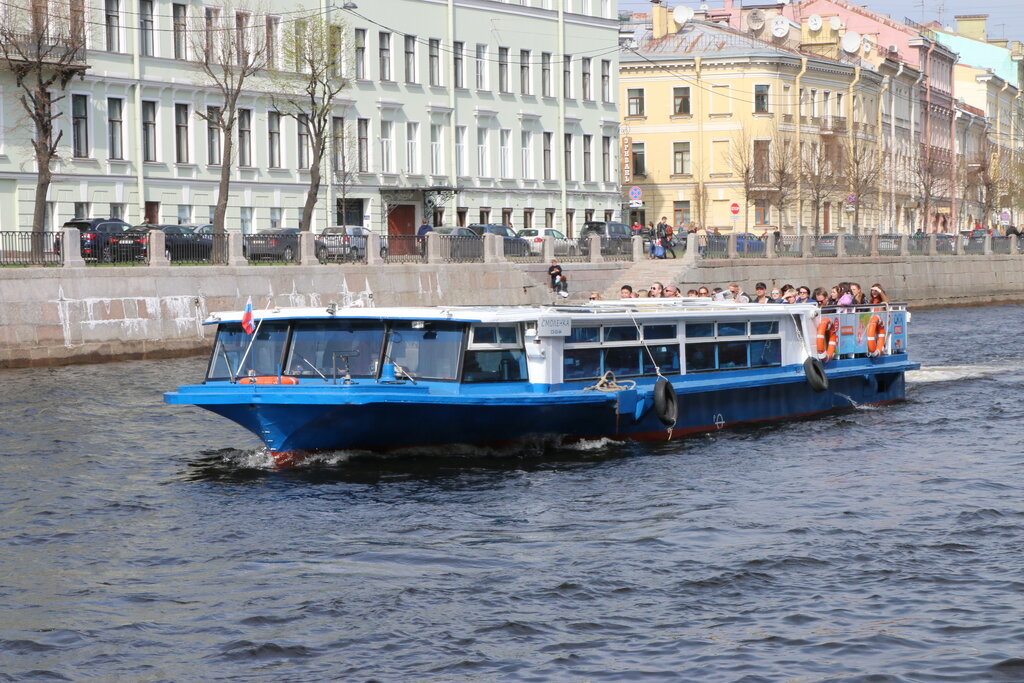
516;228;578;256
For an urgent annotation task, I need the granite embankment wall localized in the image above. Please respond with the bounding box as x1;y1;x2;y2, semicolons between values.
1;253;1021;368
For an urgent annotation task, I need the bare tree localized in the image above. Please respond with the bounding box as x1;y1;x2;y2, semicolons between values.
189;1;267;239
728;128;758;233
273;18;349;231
0;0;87;239
914;145;949;233
968;141;1001;230
691;175;710;231
768;130;797;231
842;134;882;234
800;135;839;234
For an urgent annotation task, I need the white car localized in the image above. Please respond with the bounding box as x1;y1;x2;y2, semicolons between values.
516;228;578;256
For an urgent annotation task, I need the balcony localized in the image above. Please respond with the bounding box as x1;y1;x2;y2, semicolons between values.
1;31;87;70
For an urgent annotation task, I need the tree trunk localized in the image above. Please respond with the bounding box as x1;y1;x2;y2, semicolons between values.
211;119;234;263
300;142;323;232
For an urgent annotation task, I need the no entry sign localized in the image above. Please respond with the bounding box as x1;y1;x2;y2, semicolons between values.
730;203;740;215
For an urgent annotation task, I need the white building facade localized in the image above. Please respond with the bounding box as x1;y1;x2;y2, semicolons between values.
0;0;622;235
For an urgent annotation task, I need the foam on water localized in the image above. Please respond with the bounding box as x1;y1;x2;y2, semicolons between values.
907;363;1018;384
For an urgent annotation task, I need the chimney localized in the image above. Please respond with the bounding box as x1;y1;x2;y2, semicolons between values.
651;0;668;39
989;39;1009;49
954;14;988;42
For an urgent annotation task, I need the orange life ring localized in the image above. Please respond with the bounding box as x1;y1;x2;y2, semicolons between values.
238;376;299;385
866;315;886;356
816;318;838;361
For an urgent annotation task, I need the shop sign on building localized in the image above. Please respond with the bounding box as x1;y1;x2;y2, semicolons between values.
621;136;633;184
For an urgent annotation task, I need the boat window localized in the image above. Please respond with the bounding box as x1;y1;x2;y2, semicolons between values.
717;321;747;337
750;340;781;367
684;340;782;373
207;322;290;380
642;344;681;374
718;341;748;368
604;346;643;376
471;324;519;345
568;326;600;344
643;324;676;340
565;344;681;380
462;350;527;382
284;320;385;379
750;320;779;335
685;322;715;338
564;348;602;380
385;321;465;381
604;326;639;342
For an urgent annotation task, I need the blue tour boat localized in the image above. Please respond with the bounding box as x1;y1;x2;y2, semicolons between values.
165;298;917;464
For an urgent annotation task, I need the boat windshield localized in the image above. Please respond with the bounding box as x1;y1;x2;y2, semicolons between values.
385;321;465;381
207;322;291;380
285;320;386;379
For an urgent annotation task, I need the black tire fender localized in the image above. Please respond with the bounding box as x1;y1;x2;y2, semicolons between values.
804;357;829;393
653;377;678;427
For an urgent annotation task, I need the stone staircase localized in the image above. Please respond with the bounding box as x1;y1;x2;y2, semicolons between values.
600;257;699;299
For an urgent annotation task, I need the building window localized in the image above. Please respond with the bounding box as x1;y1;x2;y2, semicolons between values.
142;100;157;162
378;31;391;81
72;94;88;158
456;125;467;175
474;44;487;90
238;109;251;166
542;52;552;97
270;207;281;230
583;134;592;182
498;47;509;93
380;120;393;173
523;208;533;230
178;204;191;224
563;55;572;98
429;39;440;86
476;127;489;176
564;133;573;181
754;139;770;183
331;116;345;172
673;141;691;175
673;86;690;115
453;41;465;88
755;200;770;225
357;118;369;172
173;3;187;59
235;12;251;67
479;208;490;224
430;124;443;175
354;29;366;79
203;7;219;63
240;207;253;234
107;97;123;160
110;203;124;219
520;50;531;94
265;16;279;67
755;84;770;113
74;202;89;219
674;201;691;227
500;129;511;178
268;111;281;168
139;0;153;56
521;130;533;179
632;142;645;176
406;121;419;174
545;208;555;229
297;114;310;169
627;88;644;116
601;59;610;102
581;57;591;100
543;132;552;180
404;35;416;83
602;135;611;182
207;106;222;165
105;0;119;52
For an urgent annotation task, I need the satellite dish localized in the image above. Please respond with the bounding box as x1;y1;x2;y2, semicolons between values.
863;36;874;53
771;16;789;38
808;14;823;31
829;16;842;30
673;6;694;24
748;9;765;31
841;30;862;53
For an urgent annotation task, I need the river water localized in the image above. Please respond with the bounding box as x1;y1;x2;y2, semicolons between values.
2;305;1023;682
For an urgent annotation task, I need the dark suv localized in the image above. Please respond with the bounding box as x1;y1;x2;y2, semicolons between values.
53;218;132;261
580;221;632;255
466;224;530;257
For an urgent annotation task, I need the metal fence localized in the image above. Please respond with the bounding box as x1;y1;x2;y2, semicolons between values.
810;236;839;257
555;238;588;263
381;234;426;264
735;237;768;258
777;236;803;256
437;235;482;263
242;232;300;263
600;236;634;261
877;236;902;256
0;231;60;267
503;238;535;262
83;230;148;266
698;234;728;259
992;236;1012;254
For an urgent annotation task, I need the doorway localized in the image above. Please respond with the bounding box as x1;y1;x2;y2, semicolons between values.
387;204;417;256
144;201;160;224
823;203;831;234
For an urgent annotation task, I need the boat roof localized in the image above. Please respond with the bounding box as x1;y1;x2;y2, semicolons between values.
206;299;819;325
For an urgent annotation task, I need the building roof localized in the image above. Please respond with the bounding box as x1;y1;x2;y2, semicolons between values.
931;29;1019;87
622;19;805;62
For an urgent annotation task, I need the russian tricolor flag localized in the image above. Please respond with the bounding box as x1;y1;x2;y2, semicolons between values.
241;296;255;335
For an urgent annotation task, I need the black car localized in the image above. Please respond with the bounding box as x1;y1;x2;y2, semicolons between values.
466;224;530;257
243;228;300;261
53;218;132;261
960;229;989;254
107;224;214;263
579;221;632;255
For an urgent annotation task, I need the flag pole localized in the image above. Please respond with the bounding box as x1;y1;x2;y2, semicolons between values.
233;296;274;382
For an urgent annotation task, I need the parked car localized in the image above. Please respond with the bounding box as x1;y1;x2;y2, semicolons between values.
734;232;766;253
516;228;578;256
316;226;370;262
934;233;956;253
813;233;869;256
243;228;300;261
53;218;132;261
434;226;484;260
579;220;632;255
108;224;214;262
960;229;989;254
466;223;530;257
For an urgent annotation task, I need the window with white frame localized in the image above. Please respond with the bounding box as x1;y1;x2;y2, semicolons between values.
268;111;281;168
203;7;220;63
207;106;222;165
602;135;611;181
357;118;368;171
72;94;88;158
429;39;440;86
475;44;488;90
498;47;509;93
297;114;310;169
673;86;690;115
499;129;511;178
139;0;154;56
455;125;467;176
564;133;573;181
627;88;644;116
265;15;279;67
177;204;191;224
107;97;123;160
477;126;490;176
404;35;416;83
754;84;770;113
563;55;572;98
354;29;366;79
378;32;392;81
238;108;251;166
110;203;125;219
542;131;552;180
406;121;419;173
582;134;592;181
581;57;591;100
601;59;610;102
673;141;691;174
520;50;531;94
430;123;443;175
453;41;465;88
240;207;253;234
74;202;89;219
331;116;345;172
380;120;394;173
105;0;119;52
270;207;281;229
173;3;187;59
142;101;157;162
520;130;533;179
542;52;552;97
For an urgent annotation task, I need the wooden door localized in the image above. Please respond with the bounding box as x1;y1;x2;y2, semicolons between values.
144;201;160;224
387;204;417;255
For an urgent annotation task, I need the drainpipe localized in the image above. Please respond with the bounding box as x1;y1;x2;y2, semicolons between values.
447;0;456;222
994;80;1010;228
695;56;703;230
923;40;936;231
875;74;890;235
557;2;567;235
910;68;925;232
889;63;904;232
794;57;807;236
847;65;860;232
132;0;145;222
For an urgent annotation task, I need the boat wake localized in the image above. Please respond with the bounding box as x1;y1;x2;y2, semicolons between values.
907;364;1019;384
